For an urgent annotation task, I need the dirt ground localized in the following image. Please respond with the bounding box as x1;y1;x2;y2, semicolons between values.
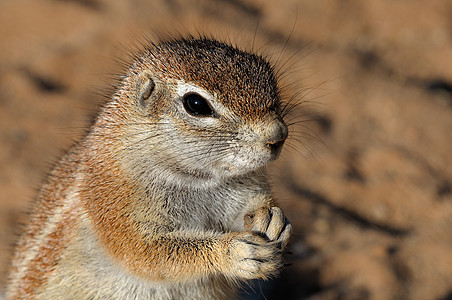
1;0;452;299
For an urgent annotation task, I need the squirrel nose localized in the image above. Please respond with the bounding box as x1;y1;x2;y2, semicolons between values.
264;117;288;154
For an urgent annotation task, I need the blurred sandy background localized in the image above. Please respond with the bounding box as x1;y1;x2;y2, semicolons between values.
1;0;452;299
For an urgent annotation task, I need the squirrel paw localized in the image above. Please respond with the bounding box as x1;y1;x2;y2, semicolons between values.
226;231;282;280
244;206;292;249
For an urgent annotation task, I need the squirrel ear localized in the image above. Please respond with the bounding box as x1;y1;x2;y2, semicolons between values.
137;72;155;108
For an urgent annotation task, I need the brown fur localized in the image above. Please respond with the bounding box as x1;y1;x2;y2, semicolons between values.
7;37;292;299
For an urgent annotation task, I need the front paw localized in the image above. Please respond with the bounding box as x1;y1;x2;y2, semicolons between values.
224;231;282;280
244;206;292;249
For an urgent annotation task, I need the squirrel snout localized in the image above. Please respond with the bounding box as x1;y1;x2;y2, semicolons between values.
264;118;288;155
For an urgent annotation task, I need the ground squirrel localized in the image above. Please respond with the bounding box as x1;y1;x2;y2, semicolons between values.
7;37;293;299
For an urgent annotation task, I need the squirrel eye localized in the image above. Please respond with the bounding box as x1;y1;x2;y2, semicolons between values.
183;93;215;117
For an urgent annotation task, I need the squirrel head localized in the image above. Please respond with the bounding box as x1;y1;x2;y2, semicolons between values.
104;37;288;182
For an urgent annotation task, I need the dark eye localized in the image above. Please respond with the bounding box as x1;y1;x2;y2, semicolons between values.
183;93;215;117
